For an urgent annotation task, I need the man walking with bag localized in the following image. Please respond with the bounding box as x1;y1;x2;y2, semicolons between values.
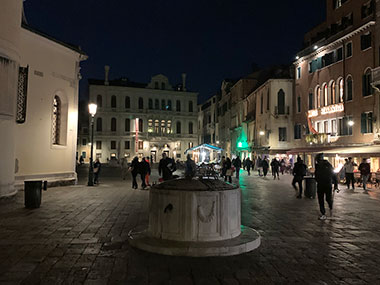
292;156;307;198
315;153;334;220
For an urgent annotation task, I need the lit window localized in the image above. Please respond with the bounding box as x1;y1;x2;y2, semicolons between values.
52;95;61;145
339;79;344;102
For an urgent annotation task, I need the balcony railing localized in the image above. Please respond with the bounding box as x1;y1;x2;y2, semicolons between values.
372;67;380;91
305;133;329;144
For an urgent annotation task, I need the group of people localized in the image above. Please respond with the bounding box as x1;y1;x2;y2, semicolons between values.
220;156;243;183
341;157;371;192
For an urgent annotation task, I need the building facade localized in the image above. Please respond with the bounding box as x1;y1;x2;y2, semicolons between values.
293;0;380;169
78;71;198;163
0;0;86;197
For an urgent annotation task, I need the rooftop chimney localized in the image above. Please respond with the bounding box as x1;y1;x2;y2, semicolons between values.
182;73;187;91
104;65;110;86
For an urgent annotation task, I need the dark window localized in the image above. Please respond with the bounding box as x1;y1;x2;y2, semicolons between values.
124;141;130;149
362;70;372;97
155;99;159;109
167;100;172;110
148;99;153;109
176;100;181;111
296;67;301;79
189;101;193;112
97;95;102;108
139;119;143;132
308;93;314;110
161;82;165;90
297;97;301;113
266;90;270;110
361;112;373;133
176;121;181;134
294;124;302;139
346;42;352;57
111;95;116;108
138;97;143;109
82;138;86;146
155;82;159;89
125;96;130;108
336;47;343;61
189;122;193;134
111;118;117;132
338;116;353;136
279;127;287;141
96;141;102;149
347;77;353;101
161;99;166;110
16;66;28;124
260;94;263;114
277;89;285;114
361;33;372;50
125;118;130;132
52;95;61;144
111;141;116;149
96;117;102;131
362;0;375;18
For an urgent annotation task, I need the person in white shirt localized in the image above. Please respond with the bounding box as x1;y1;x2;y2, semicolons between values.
343;157;357;190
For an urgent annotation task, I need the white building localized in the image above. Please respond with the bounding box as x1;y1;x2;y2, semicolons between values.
0;0;87;197
79;69;198;163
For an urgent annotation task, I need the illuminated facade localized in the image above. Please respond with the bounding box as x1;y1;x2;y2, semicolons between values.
78;71;198;163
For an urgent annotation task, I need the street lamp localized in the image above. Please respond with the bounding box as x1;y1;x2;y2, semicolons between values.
88;103;97;186
348;120;354;126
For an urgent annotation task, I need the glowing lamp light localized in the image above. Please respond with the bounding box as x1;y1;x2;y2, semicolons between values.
314;45;318;50
88;103;97;117
238;142;243;148
259;131;265;136
295;56;299;60
348;120;354;126
216;140;220;144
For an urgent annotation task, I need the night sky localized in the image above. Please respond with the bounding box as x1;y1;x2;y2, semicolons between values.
24;0;326;103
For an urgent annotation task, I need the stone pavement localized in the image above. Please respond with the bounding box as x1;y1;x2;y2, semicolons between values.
0;166;380;284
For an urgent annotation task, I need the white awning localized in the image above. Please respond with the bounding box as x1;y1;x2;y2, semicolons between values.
323;145;380;156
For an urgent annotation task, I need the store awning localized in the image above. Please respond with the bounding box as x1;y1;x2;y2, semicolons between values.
323;145;380;156
184;143;223;154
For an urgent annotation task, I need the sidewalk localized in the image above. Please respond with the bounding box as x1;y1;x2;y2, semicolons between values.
0;169;379;284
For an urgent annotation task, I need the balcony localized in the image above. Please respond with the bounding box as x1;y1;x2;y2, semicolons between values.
305;133;329;145
372;67;380;91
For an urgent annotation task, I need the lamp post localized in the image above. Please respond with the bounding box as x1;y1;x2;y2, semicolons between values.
88;103;97;186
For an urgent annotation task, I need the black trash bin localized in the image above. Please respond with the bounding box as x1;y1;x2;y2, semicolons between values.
304;176;316;199
24;180;47;208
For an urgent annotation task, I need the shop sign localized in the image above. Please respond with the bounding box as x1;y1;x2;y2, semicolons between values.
321;103;344;115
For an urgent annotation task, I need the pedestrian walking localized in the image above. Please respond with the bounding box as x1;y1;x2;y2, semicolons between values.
224;157;232;183
270;158;280;180
262;156;269;178
130;156;139;189
292;156;307;198
343;157;357;190
245;157;252;176
242;158;246;170
158;153;175;181
233;156;242;179
358;158;370;193
315;153;334;220
280;159;286;175
139;158;149;189
221;156;226;178
185;154;196;178
120;157;129;180
257;157;263;176
79;155;84;165
93;158;101;185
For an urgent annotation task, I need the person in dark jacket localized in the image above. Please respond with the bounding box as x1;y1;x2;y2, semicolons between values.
358;158;370;192
270;158;280;180
245;157;252;176
158;153;174;181
292;156;307;198
224;157;232;183
233;156;242;179
93;159;101;185
262;156;269;178
315;153;334;220
139;158;150;189
130;157;139;189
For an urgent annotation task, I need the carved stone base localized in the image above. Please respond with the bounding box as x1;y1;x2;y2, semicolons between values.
128;225;261;257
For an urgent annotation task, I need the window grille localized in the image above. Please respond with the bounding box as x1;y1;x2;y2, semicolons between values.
52;95;61;144
16;66;28;124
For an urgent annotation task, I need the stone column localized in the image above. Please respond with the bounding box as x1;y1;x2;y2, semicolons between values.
0;0;23;197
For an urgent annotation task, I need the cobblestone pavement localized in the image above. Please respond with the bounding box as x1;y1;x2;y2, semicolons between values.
0;166;380;284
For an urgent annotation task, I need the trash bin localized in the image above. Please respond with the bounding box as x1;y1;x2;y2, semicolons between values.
24;180;47;208
304;176;316;199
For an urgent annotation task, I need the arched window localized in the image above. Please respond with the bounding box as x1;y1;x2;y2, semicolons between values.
176;121;181;134
189;101;193;112
316;86;321;108
363;68;372;97
167;100;172;111
176;100;181;111
167;120;172;133
339;78;344;102
148;99;153;109
161;120;166;133
125;96;130;109
155;99;159;109
111;95;117;108
346;76;353;101
189;122;193;134
277;89;285;114
323;84;328;106
125;118;130;132
308;92;314;110
52;95;61;144
139;118;143;132
111;118;117;132
96;117;102;131
330;81;336;104
161;99;166;110
96;95;102;108
154;120;159;133
138;97;144;109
